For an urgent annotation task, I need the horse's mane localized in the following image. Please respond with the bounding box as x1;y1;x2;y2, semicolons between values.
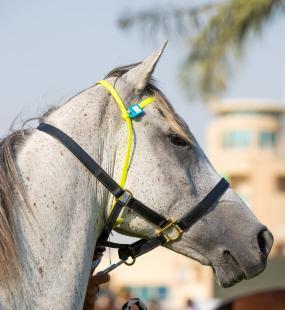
0;62;191;284
0;129;31;283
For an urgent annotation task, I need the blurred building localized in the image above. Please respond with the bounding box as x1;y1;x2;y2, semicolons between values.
100;99;285;308
102;247;214;309
207;99;285;255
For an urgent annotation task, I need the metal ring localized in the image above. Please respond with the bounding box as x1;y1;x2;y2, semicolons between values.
118;189;133;205
123;189;133;198
124;257;136;266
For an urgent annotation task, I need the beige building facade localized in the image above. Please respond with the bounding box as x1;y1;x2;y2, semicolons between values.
103;247;213;309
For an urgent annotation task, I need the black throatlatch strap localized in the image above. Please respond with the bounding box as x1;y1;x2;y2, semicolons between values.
37;123;124;198
97;199;126;244
37;122;230;263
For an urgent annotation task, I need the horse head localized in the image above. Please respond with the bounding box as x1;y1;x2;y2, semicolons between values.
102;43;273;288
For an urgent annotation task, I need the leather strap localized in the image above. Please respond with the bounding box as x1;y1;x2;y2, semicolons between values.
100;179;229;261
97;199;126;244
177;178;229;230
96;196;169;246
118;235;167;260
127;197;168;228
38;123;124;198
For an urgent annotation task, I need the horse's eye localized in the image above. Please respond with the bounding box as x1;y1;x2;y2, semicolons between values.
169;134;188;146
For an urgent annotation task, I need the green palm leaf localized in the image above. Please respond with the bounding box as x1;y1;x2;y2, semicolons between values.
119;0;285;99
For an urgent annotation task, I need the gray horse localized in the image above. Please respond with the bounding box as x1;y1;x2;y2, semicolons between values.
0;44;273;309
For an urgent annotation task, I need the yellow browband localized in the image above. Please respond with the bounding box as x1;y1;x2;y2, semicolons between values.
96;80;155;224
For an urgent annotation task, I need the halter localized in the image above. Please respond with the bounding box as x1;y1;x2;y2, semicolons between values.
37;80;229;271
96;80;155;225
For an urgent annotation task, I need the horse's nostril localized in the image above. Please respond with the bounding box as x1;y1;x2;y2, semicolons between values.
258;229;273;257
258;233;266;256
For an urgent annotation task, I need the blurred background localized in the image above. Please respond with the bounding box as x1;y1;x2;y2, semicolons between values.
1;1;285;309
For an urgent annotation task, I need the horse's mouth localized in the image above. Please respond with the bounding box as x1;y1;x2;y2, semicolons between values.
212;265;245;288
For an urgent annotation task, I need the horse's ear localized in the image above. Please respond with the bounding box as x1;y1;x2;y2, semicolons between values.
123;41;168;94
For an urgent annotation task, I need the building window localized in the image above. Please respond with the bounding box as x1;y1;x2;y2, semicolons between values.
223;130;252;148
277;177;285;192
126;286;169;301
259;131;276;148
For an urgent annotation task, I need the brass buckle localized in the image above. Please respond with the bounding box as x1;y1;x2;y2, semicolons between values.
158;220;183;242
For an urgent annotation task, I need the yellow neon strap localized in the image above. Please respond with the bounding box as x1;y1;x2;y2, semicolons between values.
97;80;132;189
139;96;155;108
97;80;129;121
96;80;155;224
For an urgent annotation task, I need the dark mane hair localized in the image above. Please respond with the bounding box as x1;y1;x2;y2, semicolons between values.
0;129;31;283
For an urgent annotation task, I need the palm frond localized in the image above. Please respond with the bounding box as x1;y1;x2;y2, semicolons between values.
183;0;285;98
118;3;218;38
119;0;285;99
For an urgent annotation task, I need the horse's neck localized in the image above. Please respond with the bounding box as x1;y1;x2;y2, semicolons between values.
4;85;116;309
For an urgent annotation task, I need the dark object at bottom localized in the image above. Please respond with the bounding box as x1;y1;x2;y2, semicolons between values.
215;288;285;310
122;298;147;310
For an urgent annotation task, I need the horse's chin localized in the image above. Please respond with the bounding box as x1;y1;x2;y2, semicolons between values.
213;265;245;288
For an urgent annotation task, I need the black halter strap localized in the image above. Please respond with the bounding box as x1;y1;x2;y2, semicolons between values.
37;123;230;263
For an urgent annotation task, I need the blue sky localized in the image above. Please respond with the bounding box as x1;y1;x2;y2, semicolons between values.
1;0;285;146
